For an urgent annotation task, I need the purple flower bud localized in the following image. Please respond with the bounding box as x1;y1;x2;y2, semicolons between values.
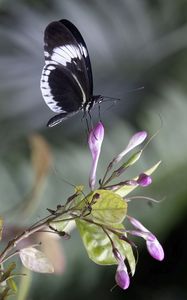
88;122;104;190
113;248;130;290
146;235;165;261
137;173;152;187
115;261;130;290
127;216;164;261
114;131;147;164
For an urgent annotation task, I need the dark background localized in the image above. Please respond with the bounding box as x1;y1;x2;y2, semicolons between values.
0;0;187;299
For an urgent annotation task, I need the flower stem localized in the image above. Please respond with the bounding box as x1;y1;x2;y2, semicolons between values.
0;207;75;263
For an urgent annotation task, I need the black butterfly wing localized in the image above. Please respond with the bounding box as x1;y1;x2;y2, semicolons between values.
41;20;91;116
59;19;93;95
41;64;84;113
47;111;77;127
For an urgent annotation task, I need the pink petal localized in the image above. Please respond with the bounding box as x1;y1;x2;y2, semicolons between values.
128;216;149;232
128;216;164;261
88;122;104;190
114;131;147;164
146;237;165;261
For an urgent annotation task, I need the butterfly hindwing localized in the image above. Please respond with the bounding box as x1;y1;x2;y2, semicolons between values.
41;63;85;113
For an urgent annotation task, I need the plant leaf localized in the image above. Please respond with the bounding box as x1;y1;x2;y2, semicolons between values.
19;247;54;273
76;220;136;275
90;190;127;224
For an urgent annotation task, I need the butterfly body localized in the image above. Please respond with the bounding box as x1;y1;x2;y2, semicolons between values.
40;19;101;127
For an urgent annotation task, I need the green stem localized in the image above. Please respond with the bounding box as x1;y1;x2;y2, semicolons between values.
0;207;76;264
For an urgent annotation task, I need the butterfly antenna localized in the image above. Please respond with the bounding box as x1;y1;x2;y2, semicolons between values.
101;86;144;104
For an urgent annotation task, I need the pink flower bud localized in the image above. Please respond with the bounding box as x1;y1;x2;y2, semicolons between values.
113;248;130;290
88;122;104;190
146;234;164;261
127;216;164;261
137;173;152;187
115;261;130;290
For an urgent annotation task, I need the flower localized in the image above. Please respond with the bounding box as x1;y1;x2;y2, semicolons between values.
88;122;104;190
127;216;164;261
115;262;130;290
113;131;147;165
85;125;164;291
113;248;130;290
146;234;165;261
137;173;152;187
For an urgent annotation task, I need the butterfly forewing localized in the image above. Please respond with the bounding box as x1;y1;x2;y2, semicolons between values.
59;19;93;95
40;19;95;126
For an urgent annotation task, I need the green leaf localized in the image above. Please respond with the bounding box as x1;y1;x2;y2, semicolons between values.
115;161;161;197
90;190;127;224
76;220;136;275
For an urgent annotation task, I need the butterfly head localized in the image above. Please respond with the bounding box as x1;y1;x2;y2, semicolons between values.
83;95;102;112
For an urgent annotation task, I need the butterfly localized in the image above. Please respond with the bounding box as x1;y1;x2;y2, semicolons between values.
40;19;102;127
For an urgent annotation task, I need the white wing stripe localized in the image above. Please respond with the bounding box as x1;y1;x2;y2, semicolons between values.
40;65;66;113
52;50;71;66
49;45;82;67
72;74;86;105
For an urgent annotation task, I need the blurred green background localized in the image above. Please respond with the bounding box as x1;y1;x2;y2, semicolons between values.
0;0;187;299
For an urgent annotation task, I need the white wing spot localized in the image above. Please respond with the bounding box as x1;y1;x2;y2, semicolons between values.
44;51;50;58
